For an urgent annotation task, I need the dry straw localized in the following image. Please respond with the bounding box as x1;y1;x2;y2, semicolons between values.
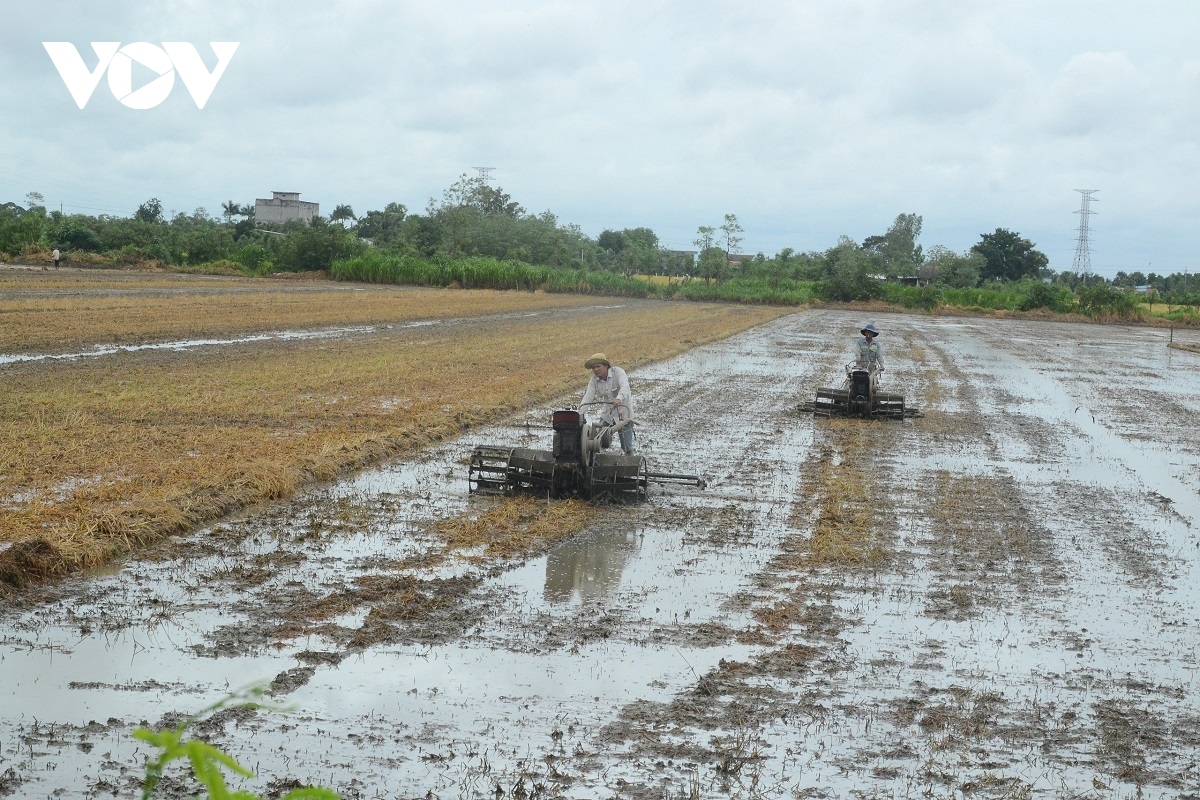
0;274;788;592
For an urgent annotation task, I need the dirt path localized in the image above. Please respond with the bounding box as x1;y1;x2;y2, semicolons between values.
2;310;1198;799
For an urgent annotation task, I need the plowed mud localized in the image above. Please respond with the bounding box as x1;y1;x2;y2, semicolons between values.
2;309;1199;800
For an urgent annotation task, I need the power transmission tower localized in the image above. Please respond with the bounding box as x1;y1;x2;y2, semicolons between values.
473;166;495;185
1072;189;1098;275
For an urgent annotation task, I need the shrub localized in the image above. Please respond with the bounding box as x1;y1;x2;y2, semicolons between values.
1076;284;1142;319
1019;281;1073;312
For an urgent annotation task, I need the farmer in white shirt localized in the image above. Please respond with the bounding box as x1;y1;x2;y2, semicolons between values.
580;353;636;455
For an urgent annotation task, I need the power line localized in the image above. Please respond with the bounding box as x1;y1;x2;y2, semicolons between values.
1072;189;1098;275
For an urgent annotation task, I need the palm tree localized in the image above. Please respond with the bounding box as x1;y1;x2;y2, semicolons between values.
330;204;356;229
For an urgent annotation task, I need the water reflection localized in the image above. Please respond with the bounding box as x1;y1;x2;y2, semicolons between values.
544;527;640;604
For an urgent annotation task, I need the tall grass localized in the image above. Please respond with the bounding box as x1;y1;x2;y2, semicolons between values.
935;285;1028;311
674;277;818;305
330;251;1197;325
333;250;680;298
333;253;824;305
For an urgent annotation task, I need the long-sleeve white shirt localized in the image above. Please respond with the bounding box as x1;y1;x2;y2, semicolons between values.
581;365;634;423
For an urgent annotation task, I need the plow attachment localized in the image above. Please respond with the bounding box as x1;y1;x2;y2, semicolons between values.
468;445;512;495
470;445;706;502
802;366;921;419
589;453;648;503
806;388;911;418
468;409;707;503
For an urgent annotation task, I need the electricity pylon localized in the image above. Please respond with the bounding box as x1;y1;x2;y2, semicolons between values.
1072;189;1098;275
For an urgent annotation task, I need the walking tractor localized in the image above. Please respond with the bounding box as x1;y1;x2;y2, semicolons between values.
800;363;921;419
468;405;706;503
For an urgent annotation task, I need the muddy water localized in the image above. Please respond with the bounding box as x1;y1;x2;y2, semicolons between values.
2;311;1199;799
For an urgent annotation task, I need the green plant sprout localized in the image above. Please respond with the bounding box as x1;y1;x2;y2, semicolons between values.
133;684;339;800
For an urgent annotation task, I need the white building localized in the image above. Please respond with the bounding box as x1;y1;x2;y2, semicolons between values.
254;191;319;225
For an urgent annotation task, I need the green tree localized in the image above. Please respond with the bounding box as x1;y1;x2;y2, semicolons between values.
597;229;626;253
596;227;660;275
136;198;164;224
771;247;795;290
863;213;924;276
330;204;357;229
694;226;717;283
0;201;48;255
470;184;524;217
698;246;726;284
51;215;101;253
1020;280;1073;312
400;214;444;258
1076;282;1140;318
435;173;525;217
277;218;364;272
880;213;924;275
819;236;881;301
357;202;407;245
720;213;744;277
921;245;982;288
622;226;659;252
972;228;1049;282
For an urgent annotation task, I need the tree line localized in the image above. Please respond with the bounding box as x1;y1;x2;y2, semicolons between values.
1;178;1196;318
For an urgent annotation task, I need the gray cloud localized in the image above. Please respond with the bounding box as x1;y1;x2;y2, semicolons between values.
4;0;1198;275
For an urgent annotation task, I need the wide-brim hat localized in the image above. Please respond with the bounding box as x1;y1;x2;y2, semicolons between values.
584;353;611;369
860;323;880;336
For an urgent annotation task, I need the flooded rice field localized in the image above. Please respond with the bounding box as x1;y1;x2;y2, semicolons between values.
2;309;1199;799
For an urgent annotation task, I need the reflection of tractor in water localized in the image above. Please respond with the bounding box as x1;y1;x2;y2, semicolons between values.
543;528;638;603
469;405;706;503
800;363;921;419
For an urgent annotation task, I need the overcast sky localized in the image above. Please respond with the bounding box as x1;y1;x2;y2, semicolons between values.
4;1;1198;277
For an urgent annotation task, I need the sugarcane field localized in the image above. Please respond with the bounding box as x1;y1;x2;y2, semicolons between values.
2;267;1200;800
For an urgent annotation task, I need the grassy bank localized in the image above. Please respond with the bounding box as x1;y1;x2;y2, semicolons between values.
330;252;1200;326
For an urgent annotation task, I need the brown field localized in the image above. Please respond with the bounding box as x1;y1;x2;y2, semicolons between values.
0;268;787;591
0;268;595;352
633;274;690;285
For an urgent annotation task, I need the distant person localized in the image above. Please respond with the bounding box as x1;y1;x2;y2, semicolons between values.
580;353;636;455
855;324;883;372
51;248;61;269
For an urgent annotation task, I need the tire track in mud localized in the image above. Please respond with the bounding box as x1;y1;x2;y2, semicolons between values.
591;313;919;790
896;319;1200;792
5;311;1200;799
593;313;1200;798
914;334;1067;608
951;319;1186;588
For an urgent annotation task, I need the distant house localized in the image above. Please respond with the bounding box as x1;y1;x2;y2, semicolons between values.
664;249;697;264
1134;285;1155;295
254;191;319;225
